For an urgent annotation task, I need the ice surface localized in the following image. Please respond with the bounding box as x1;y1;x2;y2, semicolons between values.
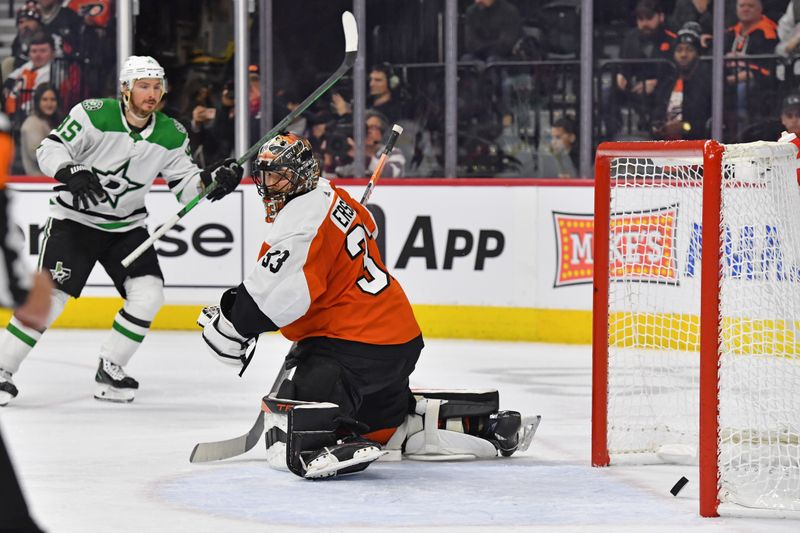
1;331;797;532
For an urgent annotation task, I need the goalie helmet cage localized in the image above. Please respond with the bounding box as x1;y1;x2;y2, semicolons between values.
591;140;800;518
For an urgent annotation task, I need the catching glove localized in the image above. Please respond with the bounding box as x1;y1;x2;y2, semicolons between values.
54;164;107;210
200;158;244;201
199;288;258;373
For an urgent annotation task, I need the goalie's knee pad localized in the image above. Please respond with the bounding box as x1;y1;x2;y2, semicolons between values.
261;395;385;479
388;389;537;460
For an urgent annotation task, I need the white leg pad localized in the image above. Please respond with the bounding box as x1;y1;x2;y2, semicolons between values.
404;428;499;461
263;410;290;471
395;398;498;461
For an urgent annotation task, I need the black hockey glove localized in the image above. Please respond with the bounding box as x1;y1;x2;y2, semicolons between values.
54;164;107;210
200;158;243;202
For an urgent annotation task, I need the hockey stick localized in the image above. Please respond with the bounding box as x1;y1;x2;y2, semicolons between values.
360;124;403;204
189;127;403;464
122;11;358;268
188;361;289;463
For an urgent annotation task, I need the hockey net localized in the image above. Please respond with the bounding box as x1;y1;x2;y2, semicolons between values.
592;140;800;517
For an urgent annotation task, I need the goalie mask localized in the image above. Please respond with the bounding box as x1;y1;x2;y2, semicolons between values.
254;133;321;222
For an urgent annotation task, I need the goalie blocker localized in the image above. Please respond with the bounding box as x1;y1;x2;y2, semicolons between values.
260;388;540;479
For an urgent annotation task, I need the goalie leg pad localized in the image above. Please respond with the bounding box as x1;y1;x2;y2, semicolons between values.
261;395;311;472
391;389;539;460
262;395;385;479
289;404;386;479
402;397;499;460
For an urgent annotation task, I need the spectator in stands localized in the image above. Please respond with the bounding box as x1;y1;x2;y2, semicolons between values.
652;23;712;140
326;64;406;131
724;0;778;136
368;64;404;124
779;92;800;136
462;0;523;124
540;116;579;178
20;83;61;175
602;0;675;139
775;1;800;56
617;0;675;96
190;81;234;166
463;0;522;63
305;109;332;163
668;0;713;35
68;0;114;96
37;0;83;57
333;110;406;178
9;2;43;70
68;0;111;28
3;32;55;118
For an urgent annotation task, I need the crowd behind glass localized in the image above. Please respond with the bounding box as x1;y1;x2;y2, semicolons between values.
4;0;800;178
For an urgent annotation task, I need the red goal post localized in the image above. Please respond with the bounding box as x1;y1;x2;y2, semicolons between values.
592;140;800;517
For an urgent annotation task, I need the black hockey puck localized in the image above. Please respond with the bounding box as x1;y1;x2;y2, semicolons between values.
670;476;689;496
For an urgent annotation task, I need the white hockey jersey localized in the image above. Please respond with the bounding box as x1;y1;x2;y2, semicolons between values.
37;98;204;232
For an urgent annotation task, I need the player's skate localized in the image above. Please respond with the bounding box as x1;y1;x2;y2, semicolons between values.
0;369;18;406
94;358;138;403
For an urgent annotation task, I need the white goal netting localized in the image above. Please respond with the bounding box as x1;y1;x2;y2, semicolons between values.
602;141;800;511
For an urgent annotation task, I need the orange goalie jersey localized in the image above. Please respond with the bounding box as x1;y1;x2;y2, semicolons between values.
244;178;420;345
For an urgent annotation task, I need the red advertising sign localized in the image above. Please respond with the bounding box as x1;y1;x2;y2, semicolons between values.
553;205;679;287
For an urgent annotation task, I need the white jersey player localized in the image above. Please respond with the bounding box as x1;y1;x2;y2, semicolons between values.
0;56;243;405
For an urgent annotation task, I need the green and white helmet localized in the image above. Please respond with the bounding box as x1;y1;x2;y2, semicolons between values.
119;55;166;91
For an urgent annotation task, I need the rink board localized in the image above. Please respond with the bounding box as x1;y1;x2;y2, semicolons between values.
2;178;590;342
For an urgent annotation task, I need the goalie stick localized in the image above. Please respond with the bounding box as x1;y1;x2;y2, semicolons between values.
122;11;358;268
188;362;289;463
189;126;405;464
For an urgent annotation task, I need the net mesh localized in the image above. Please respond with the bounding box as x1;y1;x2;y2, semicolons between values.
604;141;800;511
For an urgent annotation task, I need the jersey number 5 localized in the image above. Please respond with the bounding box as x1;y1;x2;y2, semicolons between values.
346;225;389;295
56;116;82;142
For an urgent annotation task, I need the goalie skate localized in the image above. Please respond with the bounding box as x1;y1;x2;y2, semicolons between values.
516;415;541;454
94;359;138;403
303;440;387;479
0;369;18;406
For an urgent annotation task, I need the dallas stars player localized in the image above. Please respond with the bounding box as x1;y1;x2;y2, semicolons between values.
0;56;243;405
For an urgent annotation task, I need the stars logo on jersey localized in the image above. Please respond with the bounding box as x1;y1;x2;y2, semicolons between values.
50;261;72;284
82;99;104;111
94;160;144;208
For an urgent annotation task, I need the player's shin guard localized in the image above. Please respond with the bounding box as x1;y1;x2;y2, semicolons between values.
99;276;163;367
262;395;386;479
0;317;44;374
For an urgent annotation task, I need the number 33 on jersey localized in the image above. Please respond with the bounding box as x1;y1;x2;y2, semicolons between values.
246;179;420;345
